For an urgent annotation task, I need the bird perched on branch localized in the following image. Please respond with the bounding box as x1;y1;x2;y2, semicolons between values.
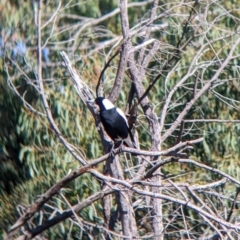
94;97;135;148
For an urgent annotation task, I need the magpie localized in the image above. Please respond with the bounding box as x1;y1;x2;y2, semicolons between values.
94;97;135;147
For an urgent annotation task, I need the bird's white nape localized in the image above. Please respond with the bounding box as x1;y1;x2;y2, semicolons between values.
101;98;129;127
102;99;115;110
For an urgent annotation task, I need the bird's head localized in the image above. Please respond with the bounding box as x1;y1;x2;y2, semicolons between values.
95;97;115;111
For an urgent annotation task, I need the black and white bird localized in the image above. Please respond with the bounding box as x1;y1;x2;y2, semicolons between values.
94;97;135;147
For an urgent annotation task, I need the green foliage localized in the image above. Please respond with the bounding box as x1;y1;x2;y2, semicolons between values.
0;1;106;236
1;0;240;238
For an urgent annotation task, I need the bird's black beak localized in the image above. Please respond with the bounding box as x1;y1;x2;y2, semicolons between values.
87;99;95;105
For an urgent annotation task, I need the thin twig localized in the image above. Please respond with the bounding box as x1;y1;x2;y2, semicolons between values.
96;48;120;98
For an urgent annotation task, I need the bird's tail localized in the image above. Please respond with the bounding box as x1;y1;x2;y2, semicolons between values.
125;130;137;149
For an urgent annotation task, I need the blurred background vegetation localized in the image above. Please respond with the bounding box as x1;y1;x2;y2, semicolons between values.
1;0;240;238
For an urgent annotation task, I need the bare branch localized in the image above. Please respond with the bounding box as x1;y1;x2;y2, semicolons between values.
162;36;240;141
87;169;240;231
23;187;114;239
179;159;240;186
6;153;109;238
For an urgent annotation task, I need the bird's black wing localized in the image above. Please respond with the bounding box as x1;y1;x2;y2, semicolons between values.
100;108;129;140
